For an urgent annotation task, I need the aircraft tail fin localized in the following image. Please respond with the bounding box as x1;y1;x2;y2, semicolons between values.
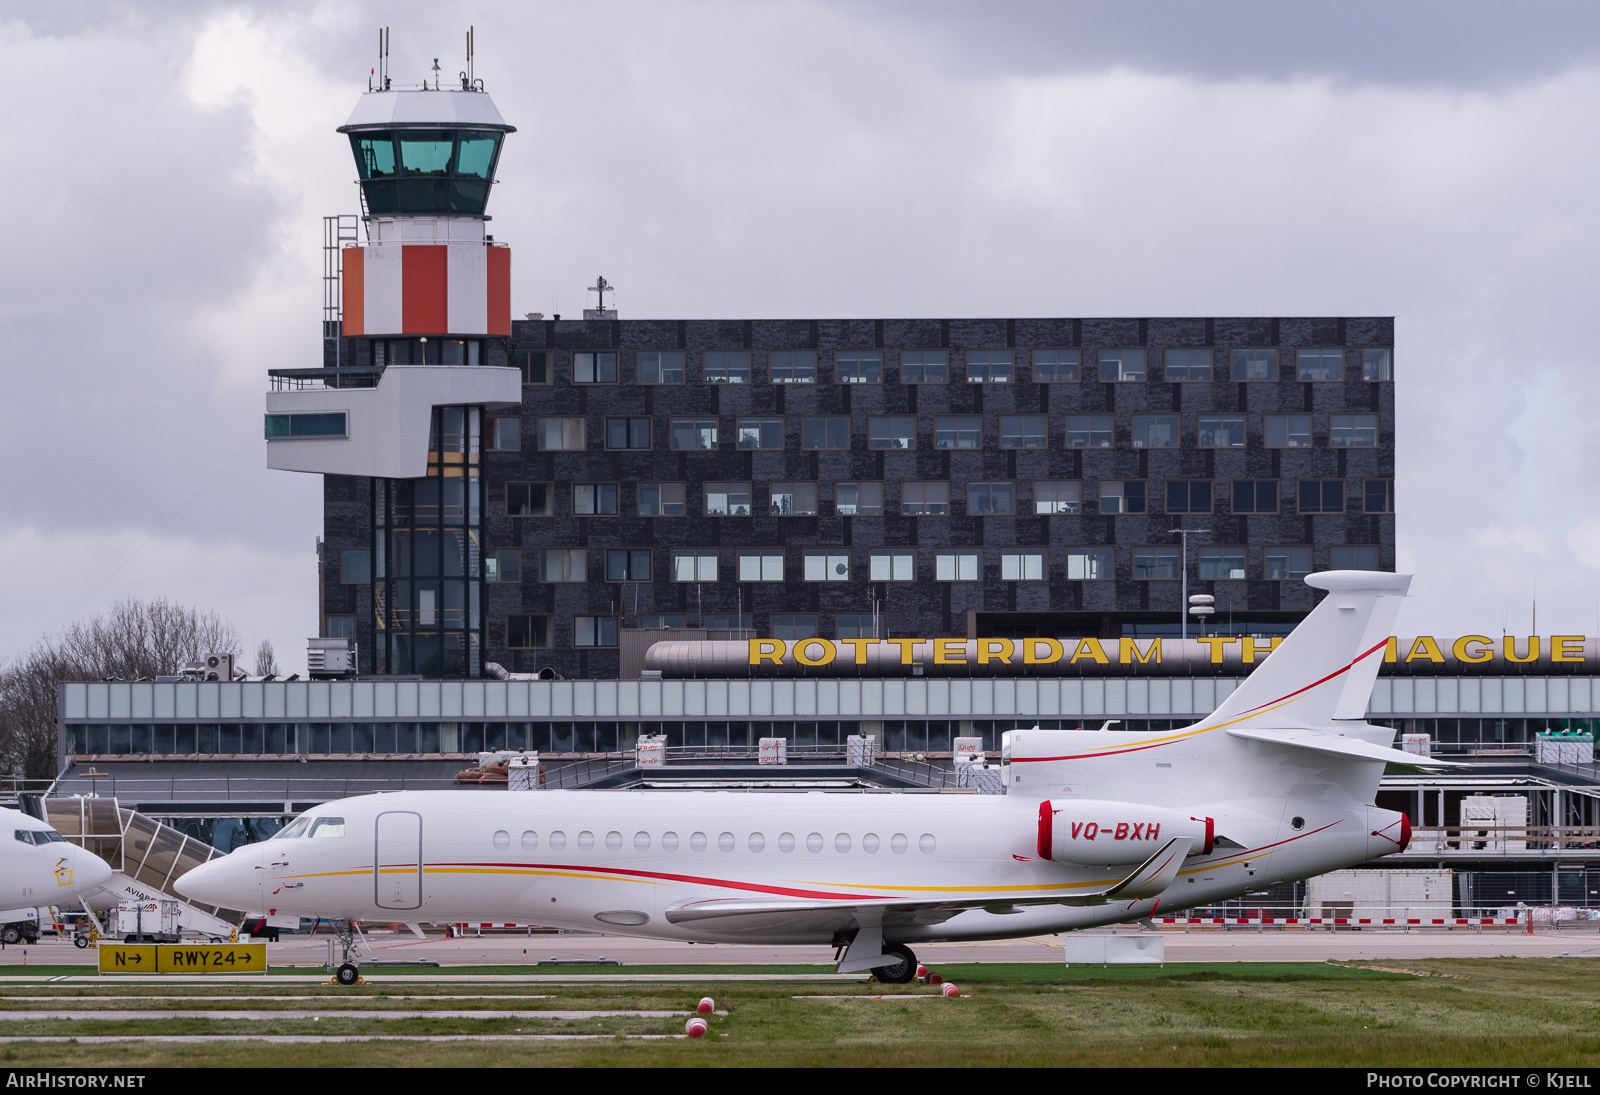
1193;571;1411;732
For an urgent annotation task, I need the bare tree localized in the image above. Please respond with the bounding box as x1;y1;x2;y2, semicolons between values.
254;638;278;677
0;599;240;781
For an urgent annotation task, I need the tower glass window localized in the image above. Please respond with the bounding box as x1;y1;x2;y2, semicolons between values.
348;127;505;216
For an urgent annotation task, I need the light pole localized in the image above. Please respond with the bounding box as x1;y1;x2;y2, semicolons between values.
1173;526;1211;643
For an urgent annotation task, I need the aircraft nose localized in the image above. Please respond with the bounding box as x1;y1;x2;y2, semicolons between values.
174;846;263;910
75;847;113;890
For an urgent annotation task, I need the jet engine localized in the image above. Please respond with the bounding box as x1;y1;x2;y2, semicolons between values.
1036;799;1214;865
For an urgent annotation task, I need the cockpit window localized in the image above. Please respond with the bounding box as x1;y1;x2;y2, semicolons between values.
13;829;31;844
41;829;65;842
275;816;313;840
308;818;346;839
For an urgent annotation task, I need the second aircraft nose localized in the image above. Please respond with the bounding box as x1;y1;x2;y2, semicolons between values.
173;846;264;910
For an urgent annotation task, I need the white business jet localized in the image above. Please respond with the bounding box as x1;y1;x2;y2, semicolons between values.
177;572;1445;984
2;805;115;939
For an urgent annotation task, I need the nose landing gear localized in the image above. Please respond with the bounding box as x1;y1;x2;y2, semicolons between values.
328;919;366;987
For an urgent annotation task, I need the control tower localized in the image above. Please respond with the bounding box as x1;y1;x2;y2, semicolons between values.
264;68;522;679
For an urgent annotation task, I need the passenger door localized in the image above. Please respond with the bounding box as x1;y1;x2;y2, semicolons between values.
374;811;422;910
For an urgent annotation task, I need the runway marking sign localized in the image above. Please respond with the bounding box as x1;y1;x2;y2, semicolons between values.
97;943;268;975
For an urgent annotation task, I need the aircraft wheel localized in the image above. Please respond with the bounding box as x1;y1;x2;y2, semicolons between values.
336;963;360;986
875;944;917;984
0;927;20;946
74;935;90;949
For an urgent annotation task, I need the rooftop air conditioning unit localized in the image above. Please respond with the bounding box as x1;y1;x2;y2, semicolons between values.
307;637;355;678
200;653;235;682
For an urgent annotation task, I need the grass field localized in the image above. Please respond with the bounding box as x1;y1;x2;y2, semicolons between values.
2;959;1598;1067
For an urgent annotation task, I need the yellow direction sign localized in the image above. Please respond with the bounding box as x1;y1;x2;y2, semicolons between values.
97;943;267;975
155;943;267;973
98;944;156;973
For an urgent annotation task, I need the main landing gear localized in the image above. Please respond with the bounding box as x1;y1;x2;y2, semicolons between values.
873;944;918;985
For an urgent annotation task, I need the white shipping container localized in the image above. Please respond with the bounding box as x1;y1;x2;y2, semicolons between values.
1304;869;1454;921
1460;794;1527;852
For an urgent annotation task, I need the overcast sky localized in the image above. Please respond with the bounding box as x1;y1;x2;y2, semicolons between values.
5;1;1600;672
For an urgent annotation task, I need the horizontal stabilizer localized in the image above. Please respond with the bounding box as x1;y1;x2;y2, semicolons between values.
1227;726;1468;769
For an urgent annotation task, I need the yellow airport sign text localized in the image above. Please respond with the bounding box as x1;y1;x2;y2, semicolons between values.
99;943;267;974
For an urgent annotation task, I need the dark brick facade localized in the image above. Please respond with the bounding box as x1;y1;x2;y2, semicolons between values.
318;315;1395;679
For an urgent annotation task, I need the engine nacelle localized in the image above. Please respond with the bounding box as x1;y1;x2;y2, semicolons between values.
1037;799;1214;865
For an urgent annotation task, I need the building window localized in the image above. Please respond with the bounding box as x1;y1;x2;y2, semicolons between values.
639;614;688;629
836;351;881;383
1264;414;1312;448
868;416;916;450
1098;349;1145;382
574;352;618;383
540;549;586;582
1298;480;1345;514
1265;545;1312;580
837;614;880;638
836;482;884;515
1330;414;1378;447
604;549;651;581
639;483;686;516
1131;414;1179;448
511;350;551;385
771;615;817;640
902;350;947;383
739;550;784;581
1066;414;1114;449
1033;349;1079;382
967;482;1014;515
1000;415;1048;449
1165;348;1212;381
264;412;347;439
1166;480;1212;514
1231;349;1278;381
1363;349;1393;381
802;416;850;450
341;550;370;583
1066;546;1114;580
487;417;520;451
705;613;752;630
1133;546;1180;580
1332;545;1380;570
537;418;585;451
1232;480;1278;514
1001;548;1046;581
324;615;356;639
1199;546;1247;581
671;550;717;582
804;550;850;581
507;482;553;517
736;417;784;450
770;350;816;383
967;349;1013;382
902;482;950;515
705;482;752;516
1365;479;1395;514
507;615;553;648
1297;348;1344;381
935;549;981;581
705;350;751;383
638;350;685;384
869;549;915;581
573;616;619;647
1034;481;1081;515
605;417;650;450
486;550;521;583
1099;480;1146;514
934;415;981;449
574;484;619;515
770;482;819;516
671;418;719;450
1198;415;1246;448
